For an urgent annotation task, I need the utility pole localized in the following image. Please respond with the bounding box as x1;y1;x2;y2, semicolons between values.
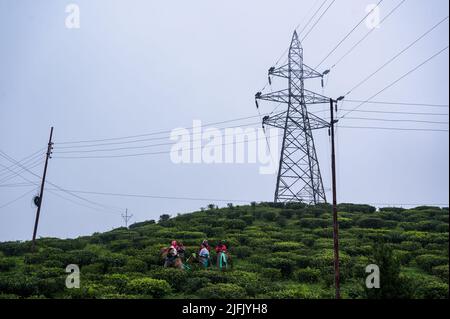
31;127;54;252
330;99;340;299
122;209;133;228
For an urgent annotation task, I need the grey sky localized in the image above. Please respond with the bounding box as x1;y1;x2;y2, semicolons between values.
0;0;448;241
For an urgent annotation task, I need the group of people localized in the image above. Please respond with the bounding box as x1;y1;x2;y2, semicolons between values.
164;239;228;269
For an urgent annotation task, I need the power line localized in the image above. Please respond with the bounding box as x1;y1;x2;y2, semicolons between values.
341;117;449;125
0;183;36;188
54;121;262;150
0;188;37;209
0;150;124;214
53;130;284;159
315;0;384;69
273;0;329;68
340;45;449;118
0;149;45;176
330;0;408;70
54;115;266;145
46;188;254;204
297;0;330;38
0;159;44;184
343;100;449;108
312;108;448;116
46;189;121;215
53;122;263;154
345;15;449;96
338;125;448;132
301;0;337;42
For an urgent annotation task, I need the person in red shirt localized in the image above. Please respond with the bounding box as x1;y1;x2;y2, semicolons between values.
215;240;227;253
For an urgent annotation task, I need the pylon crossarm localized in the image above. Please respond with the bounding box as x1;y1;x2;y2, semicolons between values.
269;64;289;79
303;64;323;79
307;113;331;130
256;89;329;106
256;89;290;104
303;89;330;104
263;111;288;129
269;63;322;82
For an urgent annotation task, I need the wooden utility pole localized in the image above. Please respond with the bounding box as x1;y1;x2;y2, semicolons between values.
31;127;54;252
330;99;340;299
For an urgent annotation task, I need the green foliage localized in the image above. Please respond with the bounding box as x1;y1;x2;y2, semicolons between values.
356;218;386;229
268;284;323;299
148;268;188;290
294;267;321;283
198;283;246;299
0;258;15;271
298;218;329;228
415;279;449;299
431;265;449;282
262;211;277;222
126;278;171;298
415;254;448;273
365;244;413;299
0;204;447;299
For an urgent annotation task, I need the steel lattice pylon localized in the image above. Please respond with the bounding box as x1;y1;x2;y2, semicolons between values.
256;31;330;204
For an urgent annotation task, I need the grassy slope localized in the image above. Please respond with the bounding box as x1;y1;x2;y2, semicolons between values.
0;203;448;299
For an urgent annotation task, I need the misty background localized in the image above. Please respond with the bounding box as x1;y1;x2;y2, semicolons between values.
0;0;448;241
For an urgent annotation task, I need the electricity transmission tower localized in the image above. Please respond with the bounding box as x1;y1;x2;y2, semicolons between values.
255;31;330;205
122;209;133;228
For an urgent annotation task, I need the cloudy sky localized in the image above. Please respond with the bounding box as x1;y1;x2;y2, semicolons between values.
0;0;448;241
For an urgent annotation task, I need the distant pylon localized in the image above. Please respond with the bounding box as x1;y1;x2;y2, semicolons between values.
256;31;330;204
122;209;133;228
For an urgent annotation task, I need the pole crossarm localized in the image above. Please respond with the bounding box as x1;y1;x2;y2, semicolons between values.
263;111;330;131
268;63;323;80
256;89;330;105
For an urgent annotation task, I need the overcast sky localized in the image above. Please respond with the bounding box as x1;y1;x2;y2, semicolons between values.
0;0;449;241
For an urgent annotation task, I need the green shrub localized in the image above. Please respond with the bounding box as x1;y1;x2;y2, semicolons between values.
262;211;277;222
183;276;211;293
272;241;304;252
260;268;282;281
148;268;188;290
338;204;376;214
126;278;171;298
269;284;322;299
280;209;295;219
263;257;296;278
338;217;354;229
227;271;267;296
63;250;99;266
232;246;252;258
276;216;288;227
431;265;449;282
0;258;15;271
0;273;39;297
224;219;247;230
415;254;448;273
298;218;329;228
82;263;105;274
197;283;246;299
124;258;147;272
415;280;449;299
67;283;117;299
103;274;129;293
294;267;321;283
356;218;385;229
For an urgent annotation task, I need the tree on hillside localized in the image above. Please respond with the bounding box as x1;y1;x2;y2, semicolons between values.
365;242;413;299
